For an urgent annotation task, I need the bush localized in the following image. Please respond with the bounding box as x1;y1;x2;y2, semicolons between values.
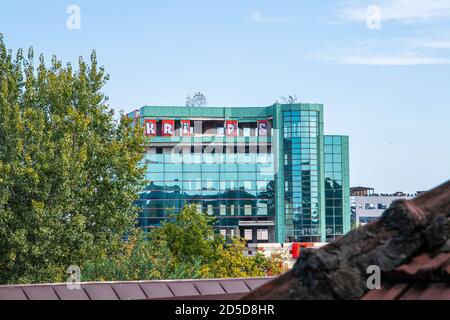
82;205;287;281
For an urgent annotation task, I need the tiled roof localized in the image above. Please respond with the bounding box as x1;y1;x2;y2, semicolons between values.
244;179;450;300
0;277;273;300
362;252;450;300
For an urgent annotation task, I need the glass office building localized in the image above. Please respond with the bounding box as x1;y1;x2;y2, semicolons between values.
128;103;350;243
324;135;350;241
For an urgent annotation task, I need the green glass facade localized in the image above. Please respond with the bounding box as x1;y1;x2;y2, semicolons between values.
282;109;322;242
324;135;351;241
129;103;349;243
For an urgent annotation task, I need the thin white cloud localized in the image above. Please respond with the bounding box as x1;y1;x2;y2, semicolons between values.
336;54;450;65
410;39;450;49
341;0;450;22
251;10;272;23
308;34;450;66
309;42;450;66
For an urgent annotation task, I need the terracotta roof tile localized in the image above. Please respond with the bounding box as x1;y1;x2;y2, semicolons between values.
385;252;450;284
361;283;411;300
394;253;450;277
83;283;119;300
0;287;28;300
166;282;200;297
52;285;90;300
139;282;174;299
361;252;450;300
243;278;270;291
193;280;226;295
400;283;450;300
0;277;273;300
111;283;147;300
21;286;59;300
218;279;251;294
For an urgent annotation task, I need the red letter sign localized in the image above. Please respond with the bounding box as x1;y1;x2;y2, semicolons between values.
225;120;238;136
162;120;175;136
180;120;191;136
144;119;157;136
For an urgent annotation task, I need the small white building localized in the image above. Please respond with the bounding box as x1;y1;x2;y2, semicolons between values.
351;188;418;226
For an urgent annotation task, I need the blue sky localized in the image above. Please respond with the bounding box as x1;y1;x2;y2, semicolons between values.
1;0;449;193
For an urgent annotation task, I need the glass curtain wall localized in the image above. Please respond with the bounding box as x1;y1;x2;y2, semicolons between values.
135;142;275;234
283;110;321;242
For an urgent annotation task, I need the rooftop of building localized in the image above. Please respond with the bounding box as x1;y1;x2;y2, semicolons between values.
354;192;418;197
350;186;374;191
0;277;272;300
351;186;420;198
130;103;324;119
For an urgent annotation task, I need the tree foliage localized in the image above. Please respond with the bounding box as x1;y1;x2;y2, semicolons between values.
82;229;204;281
185;92;208;107
279;94;299;104
82;205;286;281
151;204;219;264
0;35;145;284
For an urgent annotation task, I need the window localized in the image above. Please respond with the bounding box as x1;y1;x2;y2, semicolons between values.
378;203;387;210
230;204;235;215
257;203;268;215
333;145;342;154
257;229;269;241
333;136;342;144
207;204;213;215
257;181;266;190
196;204;203;213
244;204;252;215
365;203;375;210
220;229;227;238
220;204;226;216
244;229;253;240
359;216;378;224
230;229;235;237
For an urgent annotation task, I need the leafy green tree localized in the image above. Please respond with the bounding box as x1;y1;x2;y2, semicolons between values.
151;204;220;264
82;205;287;281
0;35;145;284
201;237;263;278
82;229;203;281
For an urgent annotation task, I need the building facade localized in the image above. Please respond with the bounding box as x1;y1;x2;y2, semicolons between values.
324;136;350;241
351;189;415;226
129;103;350;243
